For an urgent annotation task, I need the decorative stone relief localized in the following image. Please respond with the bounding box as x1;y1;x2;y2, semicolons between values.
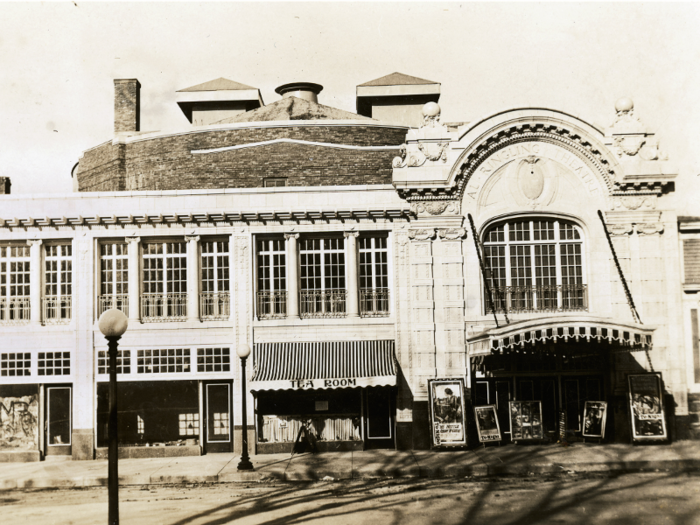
608;98;668;161
437;228;467;240
392;103;452;168
408;228;437;241
410;200;460;217
613;196;656;211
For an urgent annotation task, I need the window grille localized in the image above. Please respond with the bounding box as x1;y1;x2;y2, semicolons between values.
256;238;287;319
0;352;31;376
200;241;229;320
137;348;190;374
44;244;72;324
97;349;131;375
0;245;31;324
141;242;187;321
299;237;346;318
197;347;231;373
38;351;71;376
359;236;390;317
178;413;200;436
98;243;129;317
483;219;587;313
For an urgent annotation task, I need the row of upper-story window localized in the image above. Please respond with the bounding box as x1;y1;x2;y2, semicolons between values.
0;218;588;325
0;234;391;324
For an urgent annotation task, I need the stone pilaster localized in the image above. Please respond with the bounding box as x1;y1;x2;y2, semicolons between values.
285;233;299;319
344;231;360;318
185;235;200;322
125;236;140;322
27;239;42;325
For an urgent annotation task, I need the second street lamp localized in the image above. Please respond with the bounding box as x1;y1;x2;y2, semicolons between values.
98;308;128;525
236;343;254;471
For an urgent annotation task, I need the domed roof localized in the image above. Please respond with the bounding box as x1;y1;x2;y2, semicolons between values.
215;96;375;123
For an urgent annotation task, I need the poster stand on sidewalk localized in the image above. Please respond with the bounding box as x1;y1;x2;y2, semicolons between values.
474;405;501;446
582;401;607;442
428;378;468;448
628;373;667;443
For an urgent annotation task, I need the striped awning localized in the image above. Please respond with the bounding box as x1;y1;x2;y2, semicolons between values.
251;341;397;391
467;315;655;357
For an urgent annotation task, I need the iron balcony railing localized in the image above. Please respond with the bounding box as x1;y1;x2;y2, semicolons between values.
97;294;129;318
256;291;287;319
487;284;588;314
140;293;187;322
199;292;230;320
42;296;72;324
359;288;390;318
0;296;31;324
300;289;347;319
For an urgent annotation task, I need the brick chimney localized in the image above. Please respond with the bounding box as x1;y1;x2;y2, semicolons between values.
114;79;141;133
0;177;10;194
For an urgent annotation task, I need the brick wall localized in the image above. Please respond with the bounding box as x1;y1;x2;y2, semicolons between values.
114;79;140;134
0;177;10;194
76;125;407;192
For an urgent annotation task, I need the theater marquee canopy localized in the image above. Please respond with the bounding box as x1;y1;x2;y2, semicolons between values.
467;316;655;357
251;341;397;391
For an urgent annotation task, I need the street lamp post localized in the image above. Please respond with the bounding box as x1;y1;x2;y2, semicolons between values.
98;308;129;525
236;343;254;471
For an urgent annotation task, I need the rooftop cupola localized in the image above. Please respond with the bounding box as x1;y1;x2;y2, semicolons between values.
176;78;264;126
275;82;323;103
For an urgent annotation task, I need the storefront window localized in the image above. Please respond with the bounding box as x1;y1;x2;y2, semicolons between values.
96;380;199;447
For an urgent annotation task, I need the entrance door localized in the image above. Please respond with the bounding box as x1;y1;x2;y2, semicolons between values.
46;385;71;455
204;382;232;453
364;388;394;449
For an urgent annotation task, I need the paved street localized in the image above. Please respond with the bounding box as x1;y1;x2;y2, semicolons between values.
2;471;699;525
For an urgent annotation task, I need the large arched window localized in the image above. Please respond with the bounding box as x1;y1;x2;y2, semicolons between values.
482;218;586;313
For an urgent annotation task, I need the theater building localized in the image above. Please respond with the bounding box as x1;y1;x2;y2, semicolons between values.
0;72;697;461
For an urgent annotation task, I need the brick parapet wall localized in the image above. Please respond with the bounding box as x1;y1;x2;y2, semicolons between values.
76;125;407;192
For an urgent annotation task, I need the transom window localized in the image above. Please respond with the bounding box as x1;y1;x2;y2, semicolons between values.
0;245;31;323
483;218;586;313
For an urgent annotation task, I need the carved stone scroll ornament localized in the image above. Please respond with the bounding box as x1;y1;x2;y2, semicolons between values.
437;228;467;240
636;223;664;235
607;223;633;236
613;196;656;211
407;228;437;241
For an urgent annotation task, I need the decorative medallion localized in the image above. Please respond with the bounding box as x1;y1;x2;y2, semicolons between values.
517;156;545;201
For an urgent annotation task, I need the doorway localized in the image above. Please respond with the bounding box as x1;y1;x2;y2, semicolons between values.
204;382;232;453
363;387;395;450
45;385;71;456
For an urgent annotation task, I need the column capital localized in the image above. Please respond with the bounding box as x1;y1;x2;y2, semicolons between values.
408;228;437;241
343;231;360;238
125;236;140;244
437;228;467;240
185;235;200;243
284;233;299;240
27;239;43;246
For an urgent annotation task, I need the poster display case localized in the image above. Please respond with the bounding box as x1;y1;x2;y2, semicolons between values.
628;373;667;442
509;400;544;441
582;401;607;439
428;378;467;448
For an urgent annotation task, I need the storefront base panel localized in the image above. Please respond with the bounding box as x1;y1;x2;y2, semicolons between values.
256;440;363;455
72;429;94;461
95;445;201;460
411;401;431;450
0;450;41;462
233;427;257;456
395;422;413;450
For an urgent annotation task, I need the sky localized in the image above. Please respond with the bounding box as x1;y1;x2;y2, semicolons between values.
1;2;699;212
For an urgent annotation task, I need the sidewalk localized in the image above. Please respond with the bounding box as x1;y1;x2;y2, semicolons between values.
1;441;699;490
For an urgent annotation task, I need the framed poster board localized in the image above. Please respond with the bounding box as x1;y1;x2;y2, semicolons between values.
474;405;502;443
428;378;467;448
509;401;544;441
582;401;607;438
628;373;667;442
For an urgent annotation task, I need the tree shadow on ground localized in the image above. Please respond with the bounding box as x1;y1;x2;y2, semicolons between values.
167;466;700;525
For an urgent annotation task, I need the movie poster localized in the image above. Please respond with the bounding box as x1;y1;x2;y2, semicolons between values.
582;401;607;438
428;378;467;448
509;400;544;441
474;405;501;443
628;373;667;442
